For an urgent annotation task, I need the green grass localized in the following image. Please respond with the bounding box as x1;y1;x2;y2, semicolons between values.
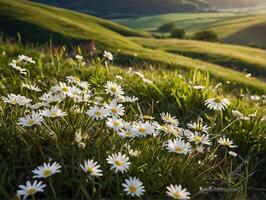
0;0;266;94
114;12;266;47
131;37;266;79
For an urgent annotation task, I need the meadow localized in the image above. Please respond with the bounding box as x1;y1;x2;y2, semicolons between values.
0;0;266;199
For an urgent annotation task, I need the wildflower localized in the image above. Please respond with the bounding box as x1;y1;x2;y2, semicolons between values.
17;180;46;199
218;137;237;148
39;92;63;104
32;162;61;178
232;110;244;119
2;93;31;106
104;81;124;97
133;121;155;137
9;60;27;75
117;124;136;138
187;120;210;134
205;97;230;111
106;152;130;173
75;55;83;61
187;132;211;146
105;101;125;116
51;82;72;96
80;159;103;177
106;117;124;130
18;111;43;127
166;184;190;199
161;113;179;125
41;106;67;118
86;105;108;120
192;85;205;90
160;124;182;137
22;83;42;92
122;177;145;197
103;51;113;61
166;138;191;155
229;151;237;157
117;96;139;103
18;54;36;64
250;95;261;101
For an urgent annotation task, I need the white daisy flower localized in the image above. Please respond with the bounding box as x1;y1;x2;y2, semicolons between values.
80;159;103;177
133;121;155;137
187;132;211;146
41;106;67;118
106;117;124;130
103;51;113;61
161;113;179;125
117;96;139;103
106;152;130;174
18;54;36;64
104;81;124;97
187;120;210;134
122;177;145;197
218;137;237;148
117;124;136;138
166;138;191;155
22;83;42;92
9;60;27;75
160;124;182;137
18;111;43;127
166;184;190;199
250;95;261;101
192;85;205;90
32;162;61;178
75;55;83;61
105;101;125;116
17;180;46;199
51;82;72;96
86;105;109;120
39;92;64;104
205;97;230;111
2;93;32;106
232;110;244;119
229;151;237;157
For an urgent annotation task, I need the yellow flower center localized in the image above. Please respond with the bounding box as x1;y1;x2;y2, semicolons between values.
43;169;53;177
223;141;231;146
87;167;94;174
95;111;101;116
111;87;116;92
27;188;37;195
214;97;221;103
11;99;17;104
195;125;202;132
51;112;57;117
113;121;120;127
125;131;133;136
111;108;117;114
63;87;69;92
129;185;137;193
114;160;123;166
173;191;181;199
138;127;145;133
74;77;80;82
194;136;202;142
175;147;183;153
27;119;34;126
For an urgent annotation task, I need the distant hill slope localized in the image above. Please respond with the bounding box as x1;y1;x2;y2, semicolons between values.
31;0;210;17
206;0;266;8
0;0;149;50
115;13;266;48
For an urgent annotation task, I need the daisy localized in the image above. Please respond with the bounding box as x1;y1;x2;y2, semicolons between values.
18;111;43;127
80;159;103;177
161;113;179;125
105;101;125;116
18;54;36;64
192;85;205;90
9;60;27;75
32;162;61;178
117;96;139;103
166;184;190;199
106;152;130;173
103;51;113;61
86;105;109;120
22;83;42;92
122;177;145;197
133;121;155;137
51;82;72;96
187;132;211;146
106;117;124;130
187;120;210;134
166;138;191;155
39;92;63;104
232;110;244;119
2;93;32;106
117;124;136;138
41;106;67;118
250;95;261;101
17;180;46;199
218;137;237;148
205;97;230;111
104;81;124;97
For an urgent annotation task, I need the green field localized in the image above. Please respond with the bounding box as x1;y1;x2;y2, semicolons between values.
131;37;266;79
114;12;266;48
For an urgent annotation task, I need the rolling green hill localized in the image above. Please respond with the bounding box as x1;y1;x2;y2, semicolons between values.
131;37;266;78
32;0;210;18
0;0;266;93
115;12;266;48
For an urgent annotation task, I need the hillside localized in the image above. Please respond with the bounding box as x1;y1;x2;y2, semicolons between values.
0;0;266;93
115;13;266;48
207;0;266;8
32;0;210;17
131;37;266;79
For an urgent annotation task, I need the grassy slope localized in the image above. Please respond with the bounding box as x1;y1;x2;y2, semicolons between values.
114;13;266;47
131;37;266;78
0;0;266;93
